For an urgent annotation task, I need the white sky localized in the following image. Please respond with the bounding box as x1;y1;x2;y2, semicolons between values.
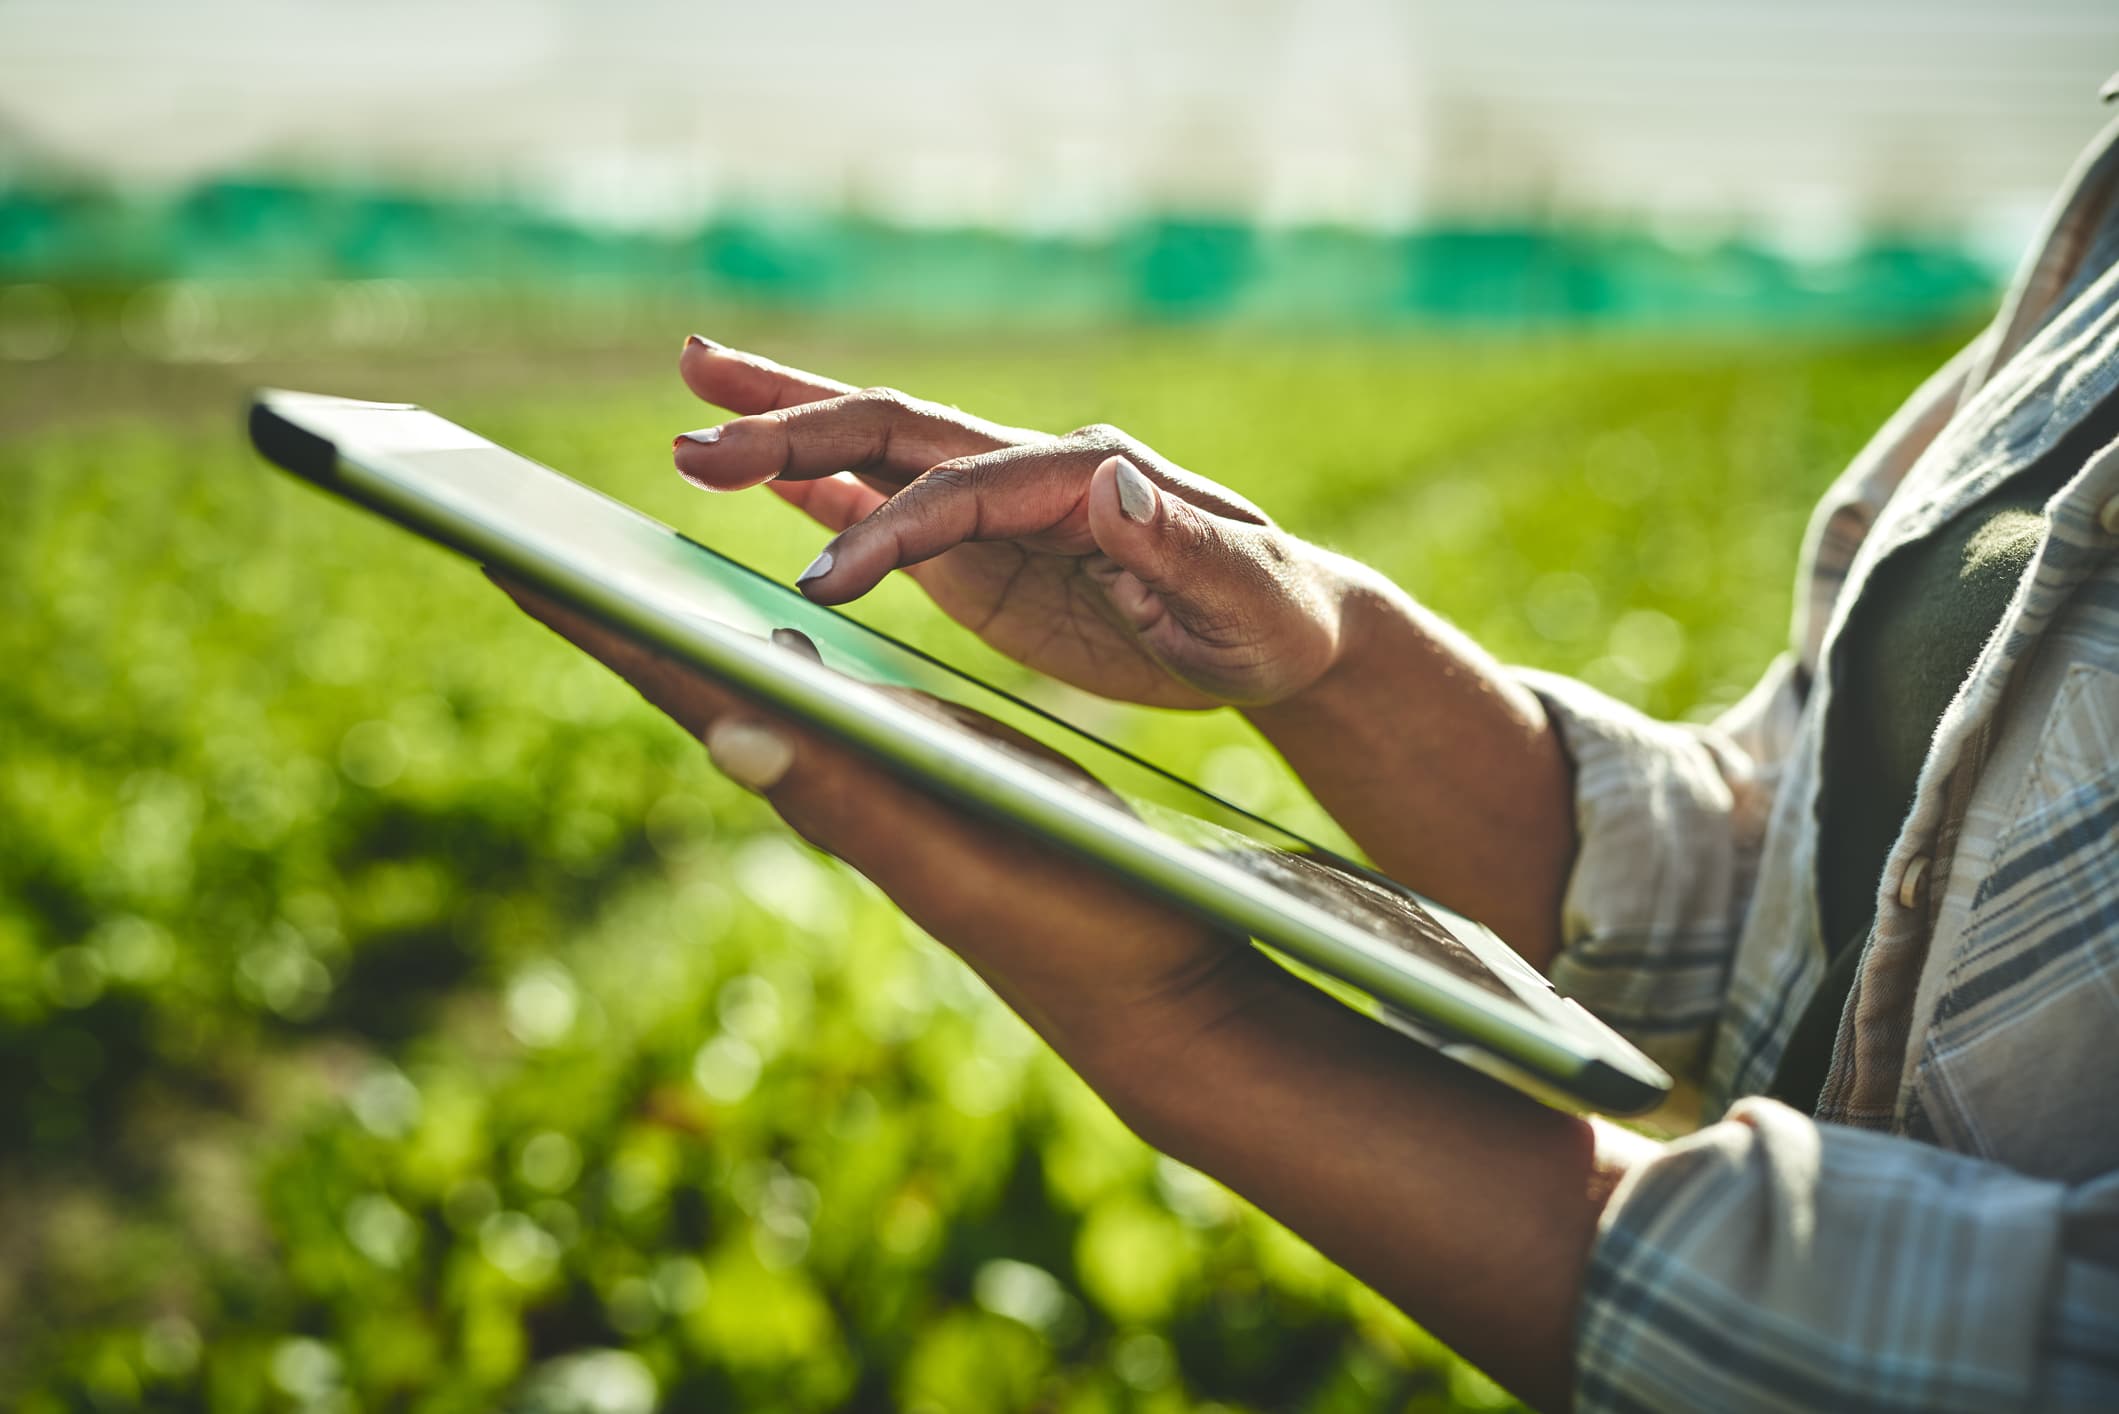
1;0;2115;254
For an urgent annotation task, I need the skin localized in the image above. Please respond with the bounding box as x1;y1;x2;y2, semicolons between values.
493;336;1661;1410
671;336;1578;960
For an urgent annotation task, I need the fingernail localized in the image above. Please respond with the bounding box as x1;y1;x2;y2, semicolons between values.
1114;457;1158;524
796;549;834;587
685;333;723;351
677;426;722;445
705;720;795;792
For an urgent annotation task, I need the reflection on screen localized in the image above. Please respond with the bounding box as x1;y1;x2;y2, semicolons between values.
1204;839;1524;1003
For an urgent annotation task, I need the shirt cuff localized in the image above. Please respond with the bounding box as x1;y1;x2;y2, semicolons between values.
1576;1098;2067;1413
1518;669;1756;1072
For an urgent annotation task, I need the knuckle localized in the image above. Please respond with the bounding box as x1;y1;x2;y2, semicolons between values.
1186;513;1232;563
894;465;975;526
900;462;978;516
856;385;918;415
1067;422;1134;454
921;459;978;490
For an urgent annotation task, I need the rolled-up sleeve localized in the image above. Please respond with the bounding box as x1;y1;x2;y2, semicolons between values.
1518;659;1803;1076
1577;1098;2119;1411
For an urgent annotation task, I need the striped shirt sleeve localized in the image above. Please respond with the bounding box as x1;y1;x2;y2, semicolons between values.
1576;1097;2119;1412
1519;659;1804;1078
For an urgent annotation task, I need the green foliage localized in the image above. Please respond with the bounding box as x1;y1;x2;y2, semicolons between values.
0;323;1961;1410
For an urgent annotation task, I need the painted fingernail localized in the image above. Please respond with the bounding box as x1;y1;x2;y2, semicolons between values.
677;426;722;445
1114;456;1158;524
705;720;795;792
796;549;834;587
685;333;723;351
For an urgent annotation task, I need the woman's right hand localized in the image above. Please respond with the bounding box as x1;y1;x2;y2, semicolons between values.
672;336;1370;710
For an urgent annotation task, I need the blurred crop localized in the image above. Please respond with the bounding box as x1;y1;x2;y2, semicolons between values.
0;315;1962;1411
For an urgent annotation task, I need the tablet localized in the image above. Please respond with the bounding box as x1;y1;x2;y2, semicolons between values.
248;389;1671;1114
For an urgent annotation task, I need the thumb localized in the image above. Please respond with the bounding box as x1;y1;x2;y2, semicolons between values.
1083;455;1284;652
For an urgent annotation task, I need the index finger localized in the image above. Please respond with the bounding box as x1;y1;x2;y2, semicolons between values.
680;335;856;414
675;386;1029;492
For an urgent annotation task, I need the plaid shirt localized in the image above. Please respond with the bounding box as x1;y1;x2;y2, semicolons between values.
1526;105;2119;1411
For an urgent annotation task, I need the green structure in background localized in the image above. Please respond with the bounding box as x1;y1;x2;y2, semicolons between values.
0;174;1998;330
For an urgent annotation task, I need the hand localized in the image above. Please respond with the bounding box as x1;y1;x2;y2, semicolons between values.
666;337;1578;973
672;337;1358;709
485;586;1632;1414
488;574;1266;1084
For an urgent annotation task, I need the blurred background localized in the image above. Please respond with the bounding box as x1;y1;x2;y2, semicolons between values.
2;2;2115;1410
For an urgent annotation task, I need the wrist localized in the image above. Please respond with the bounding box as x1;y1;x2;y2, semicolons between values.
1244;550;1406;728
1231;552;1574;962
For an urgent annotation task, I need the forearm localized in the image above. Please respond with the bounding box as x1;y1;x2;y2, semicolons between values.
1246;558;1578;968
1103;955;1652;1413
503;561;1632;1411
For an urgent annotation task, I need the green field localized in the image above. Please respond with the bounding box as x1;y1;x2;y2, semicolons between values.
0;322;1962;1412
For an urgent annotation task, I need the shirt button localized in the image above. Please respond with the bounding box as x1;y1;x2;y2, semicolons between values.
1897;855;1931;910
2099;494;2119;536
